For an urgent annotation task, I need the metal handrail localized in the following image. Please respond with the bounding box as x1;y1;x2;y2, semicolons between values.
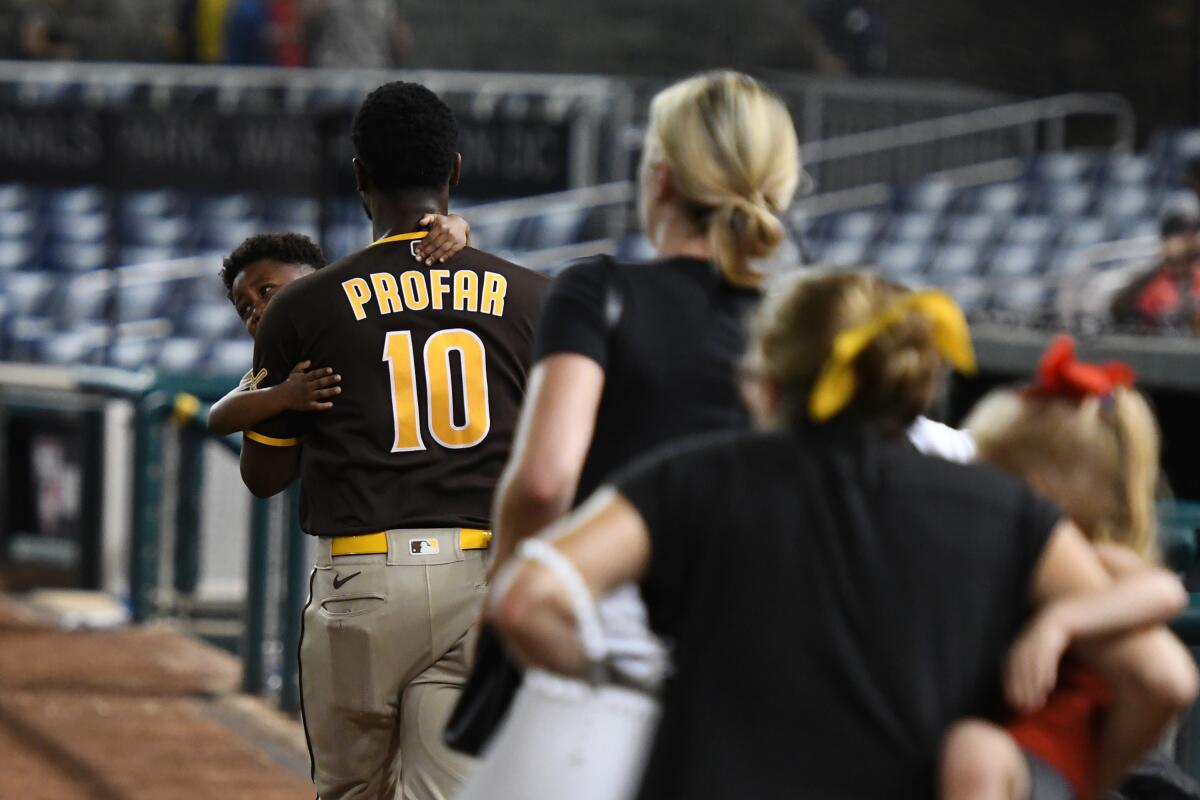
799;92;1135;162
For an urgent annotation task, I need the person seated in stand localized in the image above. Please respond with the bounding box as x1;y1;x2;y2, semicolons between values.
207;217;470;436
1110;210;1200;331
486;271;1197;800
940;335;1191;800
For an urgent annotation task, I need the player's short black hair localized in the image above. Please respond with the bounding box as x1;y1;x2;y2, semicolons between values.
351;81;458;192
1160;208;1199;239
219;232;326;301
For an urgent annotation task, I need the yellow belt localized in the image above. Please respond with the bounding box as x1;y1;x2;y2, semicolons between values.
329;529;492;557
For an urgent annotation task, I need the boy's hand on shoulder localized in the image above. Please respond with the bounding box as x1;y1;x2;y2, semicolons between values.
415;213;470;265
280;360;342;412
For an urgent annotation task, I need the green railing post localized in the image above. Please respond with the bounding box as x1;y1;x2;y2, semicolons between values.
279;485;307;713
129;391;168;622
242;496;272;695
172;399;206;603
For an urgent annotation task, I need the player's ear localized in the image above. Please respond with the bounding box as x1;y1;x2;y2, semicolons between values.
352;157;369;193
449;153;462;188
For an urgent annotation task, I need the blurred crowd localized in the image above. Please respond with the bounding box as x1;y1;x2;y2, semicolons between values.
0;0;411;68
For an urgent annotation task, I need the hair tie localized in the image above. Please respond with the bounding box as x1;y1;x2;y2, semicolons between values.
808;290;977;423
1031;335;1134;401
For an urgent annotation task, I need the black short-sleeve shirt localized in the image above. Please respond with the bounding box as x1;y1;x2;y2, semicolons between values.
534;256;761;503
250;234;548;535
614;424;1061;800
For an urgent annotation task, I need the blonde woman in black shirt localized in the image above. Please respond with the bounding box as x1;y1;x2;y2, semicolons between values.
489;271;1196;800
456;71;801;800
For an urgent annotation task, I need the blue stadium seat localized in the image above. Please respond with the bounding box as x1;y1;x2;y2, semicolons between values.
39;329;102;365
2;272;55;316
897;179;956;212
116;283;171;323
124;215;190;248
1032;152;1091;184
1059;218;1108;251
820;239;870;267
973;183;1024;216
1003;216;1056;247
928;244;980;278
0;239;36;271
55;277;110;326
118;245;179;266
1158;189;1198;216
195;193;259;222
1121;218;1159;240
122;190;187;219
1104;154;1155;186
988;243;1043;278
940;276;990;314
45;186;106;217
877;241;927;279
50;210;108;243
326;222;371;260
943;214;998;245
200;218;263;252
1041;185;1092;217
0;183;32;212
48;242;108;272
108;337;163;370
832;210;881;242
208;339;255;377
883;213;939;243
157;337;209;374
1097;186;1151;221
991;277;1049;314
182;302;242;341
0;208;37;239
265;195;320;227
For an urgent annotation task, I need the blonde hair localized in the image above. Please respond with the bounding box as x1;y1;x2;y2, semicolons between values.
746;271;944;433
965;387;1161;560
645;71;801;289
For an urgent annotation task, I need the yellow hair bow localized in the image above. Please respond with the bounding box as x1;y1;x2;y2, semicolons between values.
808;290;977;423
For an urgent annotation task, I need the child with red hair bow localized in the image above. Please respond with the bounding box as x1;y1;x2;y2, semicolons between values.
940;335;1194;800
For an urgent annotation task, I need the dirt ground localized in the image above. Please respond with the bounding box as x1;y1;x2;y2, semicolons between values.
0;597;313;800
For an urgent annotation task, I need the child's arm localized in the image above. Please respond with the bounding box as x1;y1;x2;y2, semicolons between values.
1005;565;1187;712
414;213;470;266
207;361;341;436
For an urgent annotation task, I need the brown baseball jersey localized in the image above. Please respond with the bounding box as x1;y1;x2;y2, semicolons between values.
248;231;548;536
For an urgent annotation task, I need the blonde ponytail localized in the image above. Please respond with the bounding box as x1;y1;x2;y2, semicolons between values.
647;71;800;288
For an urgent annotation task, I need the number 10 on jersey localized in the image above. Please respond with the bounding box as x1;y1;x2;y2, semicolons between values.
383;328;491;452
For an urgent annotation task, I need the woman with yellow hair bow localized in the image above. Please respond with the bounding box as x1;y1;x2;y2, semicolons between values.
485;271;1194;799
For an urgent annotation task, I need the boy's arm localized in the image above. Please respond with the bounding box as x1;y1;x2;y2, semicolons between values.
208;361;341;436
414;213;470;265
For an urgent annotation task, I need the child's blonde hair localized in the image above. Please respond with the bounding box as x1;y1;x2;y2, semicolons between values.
965;387;1160;560
645;71;801;289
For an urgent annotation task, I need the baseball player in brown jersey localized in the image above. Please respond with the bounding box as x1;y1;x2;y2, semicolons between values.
238;82;548;800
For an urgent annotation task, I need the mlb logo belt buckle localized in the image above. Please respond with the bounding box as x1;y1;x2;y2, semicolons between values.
409;537;441;555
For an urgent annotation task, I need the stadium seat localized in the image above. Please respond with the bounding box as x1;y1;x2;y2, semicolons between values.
200;218;263;252
48;242;108;272
991;277;1049;314
55;276;111;325
208;339;255;377
527;206;587;250
50;210;109;243
1041;185;1092;217
1032;152;1091;184
124;215;191;248
157;337;209;374
1122;218;1160;240
265;195;321;227
39;329;103;365
115;283;171;323
0;239;36;271
118;245;179;266
616;234;655;260
928;244;980;278
108;337;163;370
45;186;106;217
940;276;990;315
821;239;870;267
0;208;37;239
1105;154;1155;186
973;183;1024;216
1003;216;1056;247
2;272;55;316
122;189;187;219
898;179;956;212
877;241;927;279
1059;218;1108;251
1097;186;1151;221
988;243;1043;277
832;210;881;242
0;183;32;212
884;213;939;243
195;193;259;222
182;302;242;340
943;214;998;245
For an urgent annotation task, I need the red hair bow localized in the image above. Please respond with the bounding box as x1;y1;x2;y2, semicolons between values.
1033;335;1135;399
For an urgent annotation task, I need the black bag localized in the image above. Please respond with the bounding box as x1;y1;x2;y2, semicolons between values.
443;256;626;756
